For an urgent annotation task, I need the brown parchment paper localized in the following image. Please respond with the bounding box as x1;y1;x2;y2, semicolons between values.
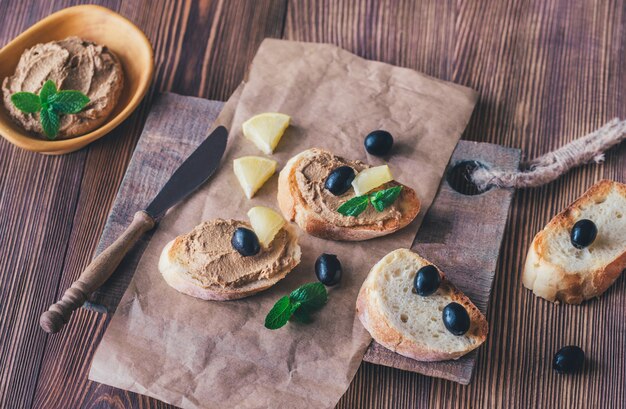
89;39;477;409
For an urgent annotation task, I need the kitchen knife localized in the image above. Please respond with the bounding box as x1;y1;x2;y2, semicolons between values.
40;126;229;333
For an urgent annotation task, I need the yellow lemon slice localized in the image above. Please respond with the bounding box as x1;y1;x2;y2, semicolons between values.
242;112;291;154
233;156;277;199
351;165;394;196
247;206;286;247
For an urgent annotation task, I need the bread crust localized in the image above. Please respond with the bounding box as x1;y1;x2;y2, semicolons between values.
522;180;626;304
159;224;301;301
277;149;420;241
356;249;488;362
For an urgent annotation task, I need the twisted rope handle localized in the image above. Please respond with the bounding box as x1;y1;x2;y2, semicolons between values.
471;118;626;191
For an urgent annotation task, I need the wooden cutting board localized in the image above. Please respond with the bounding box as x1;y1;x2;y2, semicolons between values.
86;92;520;385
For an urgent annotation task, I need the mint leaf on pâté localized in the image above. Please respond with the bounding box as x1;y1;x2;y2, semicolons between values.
50;90;90;114
337;185;403;215
10;80;90;140
39;80;57;102
10;92;41;113
337;194;370;217
370;186;403;212
40;108;60;139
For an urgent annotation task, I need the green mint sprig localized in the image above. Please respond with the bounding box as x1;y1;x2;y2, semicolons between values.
10;80;90;140
337;185;402;217
264;282;328;330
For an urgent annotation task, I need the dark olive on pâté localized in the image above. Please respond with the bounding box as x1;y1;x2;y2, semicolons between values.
324;166;356;196
231;227;260;257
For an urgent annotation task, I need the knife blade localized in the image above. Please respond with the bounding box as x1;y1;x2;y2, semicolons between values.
40;125;229;334
146;125;228;218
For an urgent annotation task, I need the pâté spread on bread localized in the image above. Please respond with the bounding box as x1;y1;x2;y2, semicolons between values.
159;207;301;301
173;219;293;287
278;148;420;240
2;36;124;139
296;150;402;226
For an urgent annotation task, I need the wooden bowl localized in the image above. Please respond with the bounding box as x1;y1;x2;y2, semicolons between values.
0;5;154;154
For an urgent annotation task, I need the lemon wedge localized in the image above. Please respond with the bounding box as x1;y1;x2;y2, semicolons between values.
233;156;277;199
351;165;394;196
242;112;291;154
247;206;286;247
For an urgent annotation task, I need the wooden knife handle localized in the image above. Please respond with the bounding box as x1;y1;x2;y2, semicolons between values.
40;211;156;334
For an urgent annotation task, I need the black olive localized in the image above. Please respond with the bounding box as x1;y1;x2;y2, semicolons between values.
364;130;393;156
324;166;356;196
553;345;585;374
442;302;470;336
231;227;260;257
315;253;342;286
413;265;441;296
570;219;597;249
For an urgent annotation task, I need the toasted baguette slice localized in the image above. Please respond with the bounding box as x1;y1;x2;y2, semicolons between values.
356;249;488;361
159;221;301;301
277;148;420;241
522;179;626;304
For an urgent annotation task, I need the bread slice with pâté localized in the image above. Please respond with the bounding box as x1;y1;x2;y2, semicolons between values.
522;179;626;304
277;148;420;241
356;249;488;361
159;219;301;301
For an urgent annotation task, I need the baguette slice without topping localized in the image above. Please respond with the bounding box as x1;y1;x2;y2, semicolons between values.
277;148;420;241
159;222;301;301
356;249;488;361
522;179;626;304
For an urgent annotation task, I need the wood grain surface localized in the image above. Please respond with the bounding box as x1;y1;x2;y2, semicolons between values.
1;0;624;408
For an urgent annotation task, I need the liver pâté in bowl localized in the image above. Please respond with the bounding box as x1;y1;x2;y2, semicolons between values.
0;5;154;154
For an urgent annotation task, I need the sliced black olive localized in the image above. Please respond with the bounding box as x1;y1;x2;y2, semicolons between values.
570;219;597;249
553;345;585;374
413;265;441;296
231;227;260;257
364;130;393;156
442;302;470;336
315;253;342;286
324;166;355;196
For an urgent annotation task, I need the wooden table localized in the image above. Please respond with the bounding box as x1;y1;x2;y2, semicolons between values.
1;1;624;408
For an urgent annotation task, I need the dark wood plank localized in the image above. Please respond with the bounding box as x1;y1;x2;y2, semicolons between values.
28;1;288;408
0;2;121;408
363;141;520;384
447;0;626;408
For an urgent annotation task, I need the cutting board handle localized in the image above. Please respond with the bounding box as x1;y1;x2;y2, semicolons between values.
40;211;155;333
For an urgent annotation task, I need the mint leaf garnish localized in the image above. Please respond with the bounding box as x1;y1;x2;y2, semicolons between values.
265;282;329;330
39;80;57;102
370;186;403;212
337;194;370;216
265;296;300;330
10;80;89;139
291;308;313;324
40;108;60;139
290;282;327;312
50;90;90;114
10;92;41;113
337;185;403;215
